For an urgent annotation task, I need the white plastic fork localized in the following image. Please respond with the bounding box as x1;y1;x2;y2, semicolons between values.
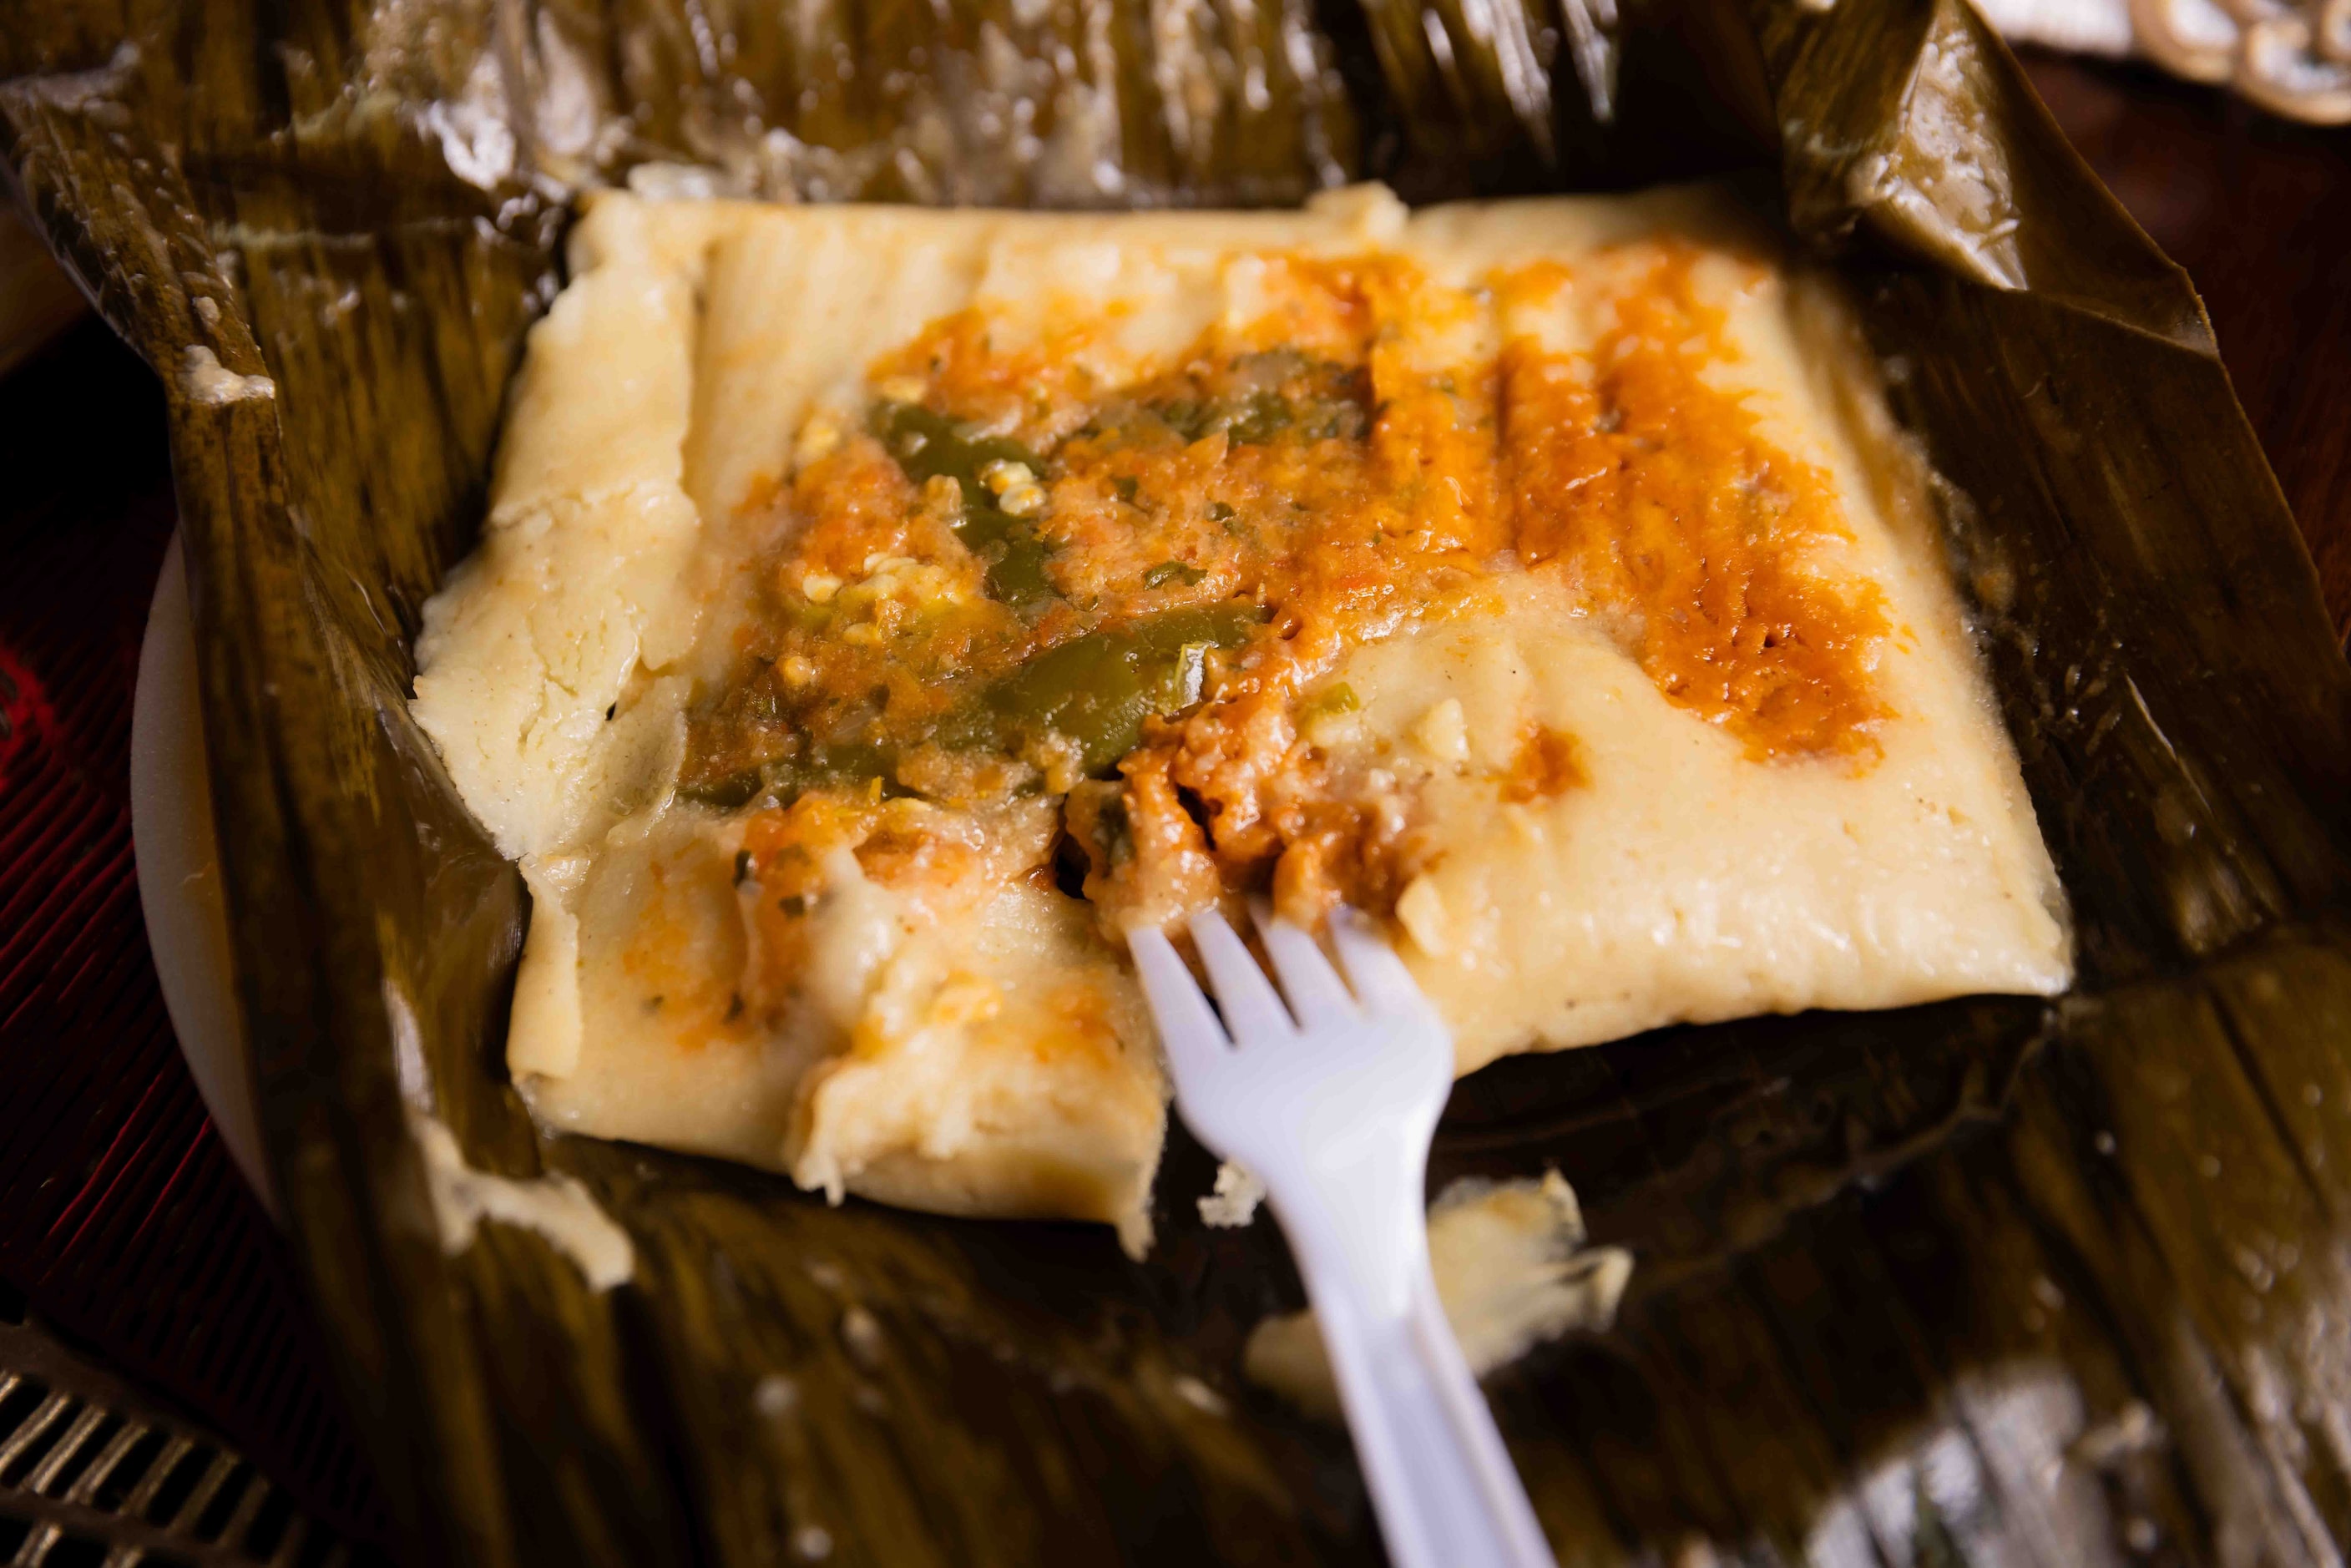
1128;905;1558;1568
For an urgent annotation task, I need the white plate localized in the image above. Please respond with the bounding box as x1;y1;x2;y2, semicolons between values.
130;530;276;1213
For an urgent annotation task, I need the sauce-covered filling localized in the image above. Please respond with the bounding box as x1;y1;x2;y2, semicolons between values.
684;243;1887;932
1499;255;1886;759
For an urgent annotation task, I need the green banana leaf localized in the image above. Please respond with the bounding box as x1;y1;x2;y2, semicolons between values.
4;0;2348;1560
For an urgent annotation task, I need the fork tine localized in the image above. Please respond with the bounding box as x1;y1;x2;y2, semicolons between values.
1128;924;1235;1079
1249;900;1360;1026
1328;905;1427;1013
1187;910;1299;1042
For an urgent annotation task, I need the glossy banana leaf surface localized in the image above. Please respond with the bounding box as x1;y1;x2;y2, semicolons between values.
5;0;2349;1561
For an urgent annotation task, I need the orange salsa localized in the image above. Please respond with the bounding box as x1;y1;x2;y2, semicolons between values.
685;243;1888;929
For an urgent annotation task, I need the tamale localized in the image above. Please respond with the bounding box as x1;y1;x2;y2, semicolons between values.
412;183;2066;1258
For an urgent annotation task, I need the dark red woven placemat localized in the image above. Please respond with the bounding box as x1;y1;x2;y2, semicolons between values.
0;318;392;1554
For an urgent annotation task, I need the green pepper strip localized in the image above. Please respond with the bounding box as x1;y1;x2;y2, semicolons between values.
685;605;1267;808
969;602;1267;776
868;401;1057;612
678;738;899;810
1142;559;1205;589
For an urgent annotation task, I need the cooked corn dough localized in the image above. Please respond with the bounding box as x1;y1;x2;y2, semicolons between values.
412;184;2069;1256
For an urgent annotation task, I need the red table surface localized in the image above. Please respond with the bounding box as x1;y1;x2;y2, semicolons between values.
0;48;2344;1562
0;317;392;1547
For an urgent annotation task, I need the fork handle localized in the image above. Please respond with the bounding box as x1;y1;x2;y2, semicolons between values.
1300;1250;1558;1568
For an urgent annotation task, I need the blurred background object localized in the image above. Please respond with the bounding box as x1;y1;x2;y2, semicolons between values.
1979;0;2351;121
2;1282;383;1568
2020;50;2351;645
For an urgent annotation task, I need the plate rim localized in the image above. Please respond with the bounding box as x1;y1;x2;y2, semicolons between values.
130;528;277;1215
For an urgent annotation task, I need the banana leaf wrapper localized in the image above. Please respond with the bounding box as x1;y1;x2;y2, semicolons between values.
5;0;2349;1560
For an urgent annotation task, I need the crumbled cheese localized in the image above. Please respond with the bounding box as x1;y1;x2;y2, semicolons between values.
876;374;928;404
1244;1171;1631;1417
834;555;973;630
1396;875;1452;956
795;407;846;469
979;458;1035;494
409;1111;635;1290
180;346;276;405
1412;697;1470;766
1198;1160;1266;1227
1302;707;1365;750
